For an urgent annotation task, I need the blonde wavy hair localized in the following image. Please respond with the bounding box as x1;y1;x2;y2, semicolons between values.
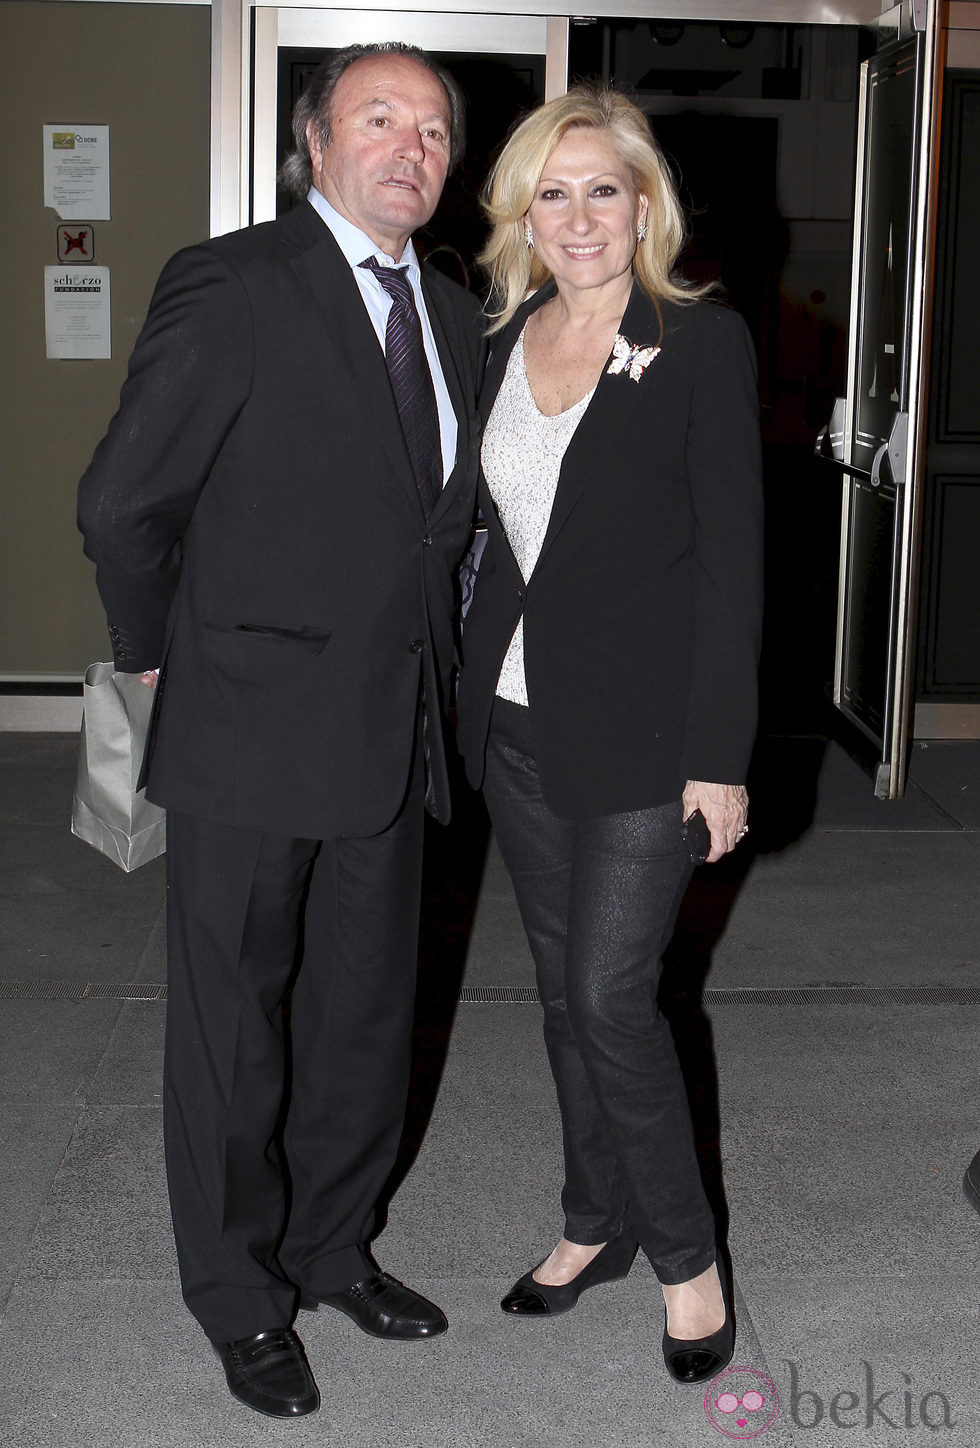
480;86;704;333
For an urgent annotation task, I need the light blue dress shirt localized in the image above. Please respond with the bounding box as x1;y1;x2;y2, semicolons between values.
307;187;458;490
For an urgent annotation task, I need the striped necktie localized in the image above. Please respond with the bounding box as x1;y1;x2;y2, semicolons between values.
361;259;442;518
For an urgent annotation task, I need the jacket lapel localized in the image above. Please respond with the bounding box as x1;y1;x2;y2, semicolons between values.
283;205;419;509
537;284;668;564
479;282;556;425
419;269;470;525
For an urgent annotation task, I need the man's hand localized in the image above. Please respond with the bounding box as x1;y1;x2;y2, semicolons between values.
682;780;749;864
140;669;160;689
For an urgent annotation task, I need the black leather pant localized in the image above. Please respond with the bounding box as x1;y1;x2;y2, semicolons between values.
483;698;717;1285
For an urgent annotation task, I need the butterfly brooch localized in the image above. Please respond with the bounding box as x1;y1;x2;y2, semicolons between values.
606;334;661;383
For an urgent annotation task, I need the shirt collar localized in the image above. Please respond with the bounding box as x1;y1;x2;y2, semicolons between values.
307;187;420;274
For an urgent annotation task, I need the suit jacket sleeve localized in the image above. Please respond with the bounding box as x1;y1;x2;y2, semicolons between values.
679;307;764;784
77;244;253;671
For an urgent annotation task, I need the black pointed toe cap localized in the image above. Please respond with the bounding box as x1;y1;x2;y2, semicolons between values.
500;1280;552;1314
664;1347;727;1384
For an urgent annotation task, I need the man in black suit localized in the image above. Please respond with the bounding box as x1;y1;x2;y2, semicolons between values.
78;43;484;1418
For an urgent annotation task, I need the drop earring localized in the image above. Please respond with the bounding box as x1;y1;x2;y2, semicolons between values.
524;224;534;250
636;218;648;243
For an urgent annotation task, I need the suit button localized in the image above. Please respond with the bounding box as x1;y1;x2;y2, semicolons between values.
516;588;525;601
409;638;424;653
422;533;433;546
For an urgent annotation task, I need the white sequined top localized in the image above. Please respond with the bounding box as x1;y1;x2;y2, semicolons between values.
481;325;595;706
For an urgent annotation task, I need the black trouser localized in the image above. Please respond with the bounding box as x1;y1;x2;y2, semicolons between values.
163;754;424;1341
483;698;717;1285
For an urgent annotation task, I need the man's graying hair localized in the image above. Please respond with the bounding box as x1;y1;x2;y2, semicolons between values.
278;42;466;201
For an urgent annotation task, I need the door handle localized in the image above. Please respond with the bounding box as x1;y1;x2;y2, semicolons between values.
816;404;909;487
870;412;909;489
869;439;890;487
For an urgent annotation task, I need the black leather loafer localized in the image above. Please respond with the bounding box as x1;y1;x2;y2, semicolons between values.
214;1328;319;1417
311;1272;448;1339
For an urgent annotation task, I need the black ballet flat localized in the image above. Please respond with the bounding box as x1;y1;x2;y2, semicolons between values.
662;1258;735;1384
501;1235;638;1316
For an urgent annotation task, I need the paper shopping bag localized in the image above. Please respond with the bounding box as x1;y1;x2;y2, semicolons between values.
70;662;166;871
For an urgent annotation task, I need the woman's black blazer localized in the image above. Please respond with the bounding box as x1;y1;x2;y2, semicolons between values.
456;281;764;819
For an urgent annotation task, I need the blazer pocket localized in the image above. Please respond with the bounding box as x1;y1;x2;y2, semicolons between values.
205;621;332;655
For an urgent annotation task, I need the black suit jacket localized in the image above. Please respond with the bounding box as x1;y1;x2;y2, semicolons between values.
456;282;764;818
78;201;485;837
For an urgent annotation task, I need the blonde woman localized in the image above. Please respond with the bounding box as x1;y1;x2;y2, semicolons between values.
456;87;763;1384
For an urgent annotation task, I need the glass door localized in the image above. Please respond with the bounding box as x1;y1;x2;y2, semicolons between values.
820;0;944;796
